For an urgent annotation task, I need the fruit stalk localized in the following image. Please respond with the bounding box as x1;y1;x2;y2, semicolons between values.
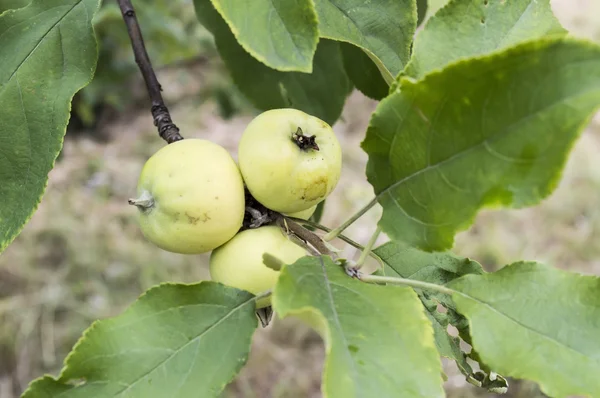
128;190;154;210
323;196;379;241
355;226;382;269
116;0;183;144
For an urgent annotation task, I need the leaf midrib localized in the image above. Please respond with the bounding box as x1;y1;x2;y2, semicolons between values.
318;256;360;395
111;297;254;396
454;289;600;367
1;1;83;89
267;0;313;65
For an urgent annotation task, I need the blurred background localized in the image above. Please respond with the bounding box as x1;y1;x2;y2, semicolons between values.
1;0;600;397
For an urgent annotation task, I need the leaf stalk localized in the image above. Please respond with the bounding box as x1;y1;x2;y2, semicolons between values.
357;273;454;295
323;197;379;241
355;226;382;268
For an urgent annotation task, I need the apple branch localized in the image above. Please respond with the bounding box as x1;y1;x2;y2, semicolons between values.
116;0;183;144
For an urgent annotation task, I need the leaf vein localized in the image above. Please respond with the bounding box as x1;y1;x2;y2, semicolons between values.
111;298;253;396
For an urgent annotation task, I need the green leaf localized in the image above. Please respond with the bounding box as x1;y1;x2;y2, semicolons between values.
416;0;428;26
373;242;483;315
0;0;29;13
404;0;566;79
0;0;100;253
450;262;600;398
340;43;389;100
273;256;445;398
310;199;326;224
362;37;600;251
194;0;350;125
374;242;483;287
209;0;318;72
22;282;258;398
424;0;449;20
314;0;416;81
374;242;482;374
22;377;76;398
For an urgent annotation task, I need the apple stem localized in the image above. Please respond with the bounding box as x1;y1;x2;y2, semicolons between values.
291;127;319;151
128;190;155;210
323;196;379;241
355;226;382;269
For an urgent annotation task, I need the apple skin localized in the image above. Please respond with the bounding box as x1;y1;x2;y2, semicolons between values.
209;226;307;308
284;205;316;220
132;139;245;254
238;109;342;213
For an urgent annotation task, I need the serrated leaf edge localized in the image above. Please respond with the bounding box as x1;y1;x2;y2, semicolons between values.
52;281;257;398
364;36;600;251
0;0;102;254
402;0;567;80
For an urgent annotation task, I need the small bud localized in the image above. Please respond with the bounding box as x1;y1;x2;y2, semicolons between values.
263;253;285;271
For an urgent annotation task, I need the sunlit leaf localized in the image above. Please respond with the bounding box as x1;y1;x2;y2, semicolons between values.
362;37;600;251
405;0;566;79
273;256;445;398
425;0;449;20
450;262;600;398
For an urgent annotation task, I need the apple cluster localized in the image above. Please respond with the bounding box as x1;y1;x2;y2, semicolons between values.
129;109;342;306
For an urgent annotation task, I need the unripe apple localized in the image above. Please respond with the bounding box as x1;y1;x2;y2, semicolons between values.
130;139;245;254
238;109;342;213
284;205;316;220
209;226;306;308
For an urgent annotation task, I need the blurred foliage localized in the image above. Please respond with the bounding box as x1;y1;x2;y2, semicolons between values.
73;0;215;127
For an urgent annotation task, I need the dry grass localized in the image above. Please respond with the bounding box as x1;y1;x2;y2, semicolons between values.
1;1;600;397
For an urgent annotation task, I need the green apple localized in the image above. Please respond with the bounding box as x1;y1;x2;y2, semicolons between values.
130;139;245;254
238;109;342;213
284;205;316;220
209;225;306;308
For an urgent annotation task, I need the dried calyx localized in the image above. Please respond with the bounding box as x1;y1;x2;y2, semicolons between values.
291;127;319;151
